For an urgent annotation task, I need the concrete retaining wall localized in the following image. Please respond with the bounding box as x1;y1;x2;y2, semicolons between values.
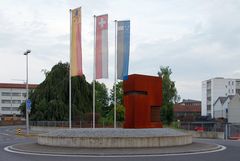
38;135;192;148
32;126;224;140
186;130;224;139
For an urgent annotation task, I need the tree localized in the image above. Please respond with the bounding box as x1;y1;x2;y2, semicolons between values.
101;104;125;126
109;81;123;105
102;81;124;125
19;62;93;121
94;81;110;117
158;66;180;125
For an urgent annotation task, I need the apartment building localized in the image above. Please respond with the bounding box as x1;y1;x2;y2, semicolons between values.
201;77;240;118
0;83;38;118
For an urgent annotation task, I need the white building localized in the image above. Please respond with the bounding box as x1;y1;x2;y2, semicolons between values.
0;83;37;118
228;94;240;123
201;77;240;118
213;95;234;119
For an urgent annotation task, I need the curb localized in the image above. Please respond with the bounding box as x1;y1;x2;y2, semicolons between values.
15;133;38;137
5;142;225;157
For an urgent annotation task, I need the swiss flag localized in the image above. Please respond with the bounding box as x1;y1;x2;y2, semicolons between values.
95;15;108;79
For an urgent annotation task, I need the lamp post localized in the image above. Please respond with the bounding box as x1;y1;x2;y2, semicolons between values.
24;49;31;135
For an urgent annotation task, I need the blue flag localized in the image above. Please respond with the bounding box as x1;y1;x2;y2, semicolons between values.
117;20;130;80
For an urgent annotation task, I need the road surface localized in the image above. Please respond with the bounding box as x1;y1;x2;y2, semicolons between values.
0;125;239;161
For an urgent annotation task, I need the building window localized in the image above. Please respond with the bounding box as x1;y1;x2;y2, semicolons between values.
232;81;234;85
207;105;211;110
232;89;234;93
12;92;21;97
228;89;230;93
1;107;11;111
229;81;230;85
11;107;19;111
236;89;240;94
1;100;11;104
12;100;21;104
236;81;240;86
1;92;11;96
22;93;26;97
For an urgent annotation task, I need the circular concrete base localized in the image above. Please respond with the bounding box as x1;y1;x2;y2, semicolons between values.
38;128;192;148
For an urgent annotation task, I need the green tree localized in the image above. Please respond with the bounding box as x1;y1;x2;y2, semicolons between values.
158;66;180;125
19;62;93;121
102;104;125;126
102;81;124;125
94;81;110;117
109;81;123;105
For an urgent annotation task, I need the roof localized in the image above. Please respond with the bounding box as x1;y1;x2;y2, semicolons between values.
174;104;201;113
213;95;235;106
182;99;201;103
0;83;38;89
228;95;235;100
178;99;201;106
219;97;228;104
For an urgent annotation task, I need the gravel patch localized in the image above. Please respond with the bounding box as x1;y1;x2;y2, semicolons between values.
40;128;188;138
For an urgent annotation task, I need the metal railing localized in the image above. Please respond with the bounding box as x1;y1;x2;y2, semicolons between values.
29;121;240;140
0;120;25;126
179;121;240;139
179;122;226;132
227;123;240;139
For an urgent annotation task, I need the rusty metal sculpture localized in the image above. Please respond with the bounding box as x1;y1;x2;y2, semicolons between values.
123;74;163;128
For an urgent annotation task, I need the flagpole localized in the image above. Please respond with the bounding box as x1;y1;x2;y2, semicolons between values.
69;9;72;129
93;15;96;129
114;20;117;128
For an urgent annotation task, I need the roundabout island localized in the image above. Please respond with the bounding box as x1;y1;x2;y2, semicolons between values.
37;128;192;148
5;128;224;157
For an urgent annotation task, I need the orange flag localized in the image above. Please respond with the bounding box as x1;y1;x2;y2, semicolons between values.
70;7;83;76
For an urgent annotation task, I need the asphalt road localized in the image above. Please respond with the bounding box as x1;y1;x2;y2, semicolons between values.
0;125;240;161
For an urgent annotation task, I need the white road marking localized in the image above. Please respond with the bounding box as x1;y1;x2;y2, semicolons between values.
0;133;10;136
4;144;226;158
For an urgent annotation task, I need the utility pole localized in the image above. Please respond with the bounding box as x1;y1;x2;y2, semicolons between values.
24;49;31;135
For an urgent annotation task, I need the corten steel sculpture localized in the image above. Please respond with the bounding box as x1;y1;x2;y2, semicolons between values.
123;74;163;128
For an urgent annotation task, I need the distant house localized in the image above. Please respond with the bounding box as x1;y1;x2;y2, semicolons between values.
228;94;240;123
213;95;234;119
174;99;201;122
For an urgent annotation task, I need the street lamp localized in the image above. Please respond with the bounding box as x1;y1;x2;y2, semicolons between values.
24;49;31;135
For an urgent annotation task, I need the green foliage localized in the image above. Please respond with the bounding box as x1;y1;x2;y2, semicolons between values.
160;104;174;125
94;81;110;118
100;104;125;126
109;81;123;105
19;62;93;121
18;61;134;125
158;66;180;125
116;104;125;122
101;81;124;124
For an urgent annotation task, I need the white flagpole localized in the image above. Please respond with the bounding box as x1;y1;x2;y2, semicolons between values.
69;9;72;129
114;20;117;128
93;15;96;129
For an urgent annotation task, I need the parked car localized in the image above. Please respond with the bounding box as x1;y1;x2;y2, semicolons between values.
194;126;204;132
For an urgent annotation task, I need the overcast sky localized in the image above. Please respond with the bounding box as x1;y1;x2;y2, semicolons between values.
0;0;240;100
